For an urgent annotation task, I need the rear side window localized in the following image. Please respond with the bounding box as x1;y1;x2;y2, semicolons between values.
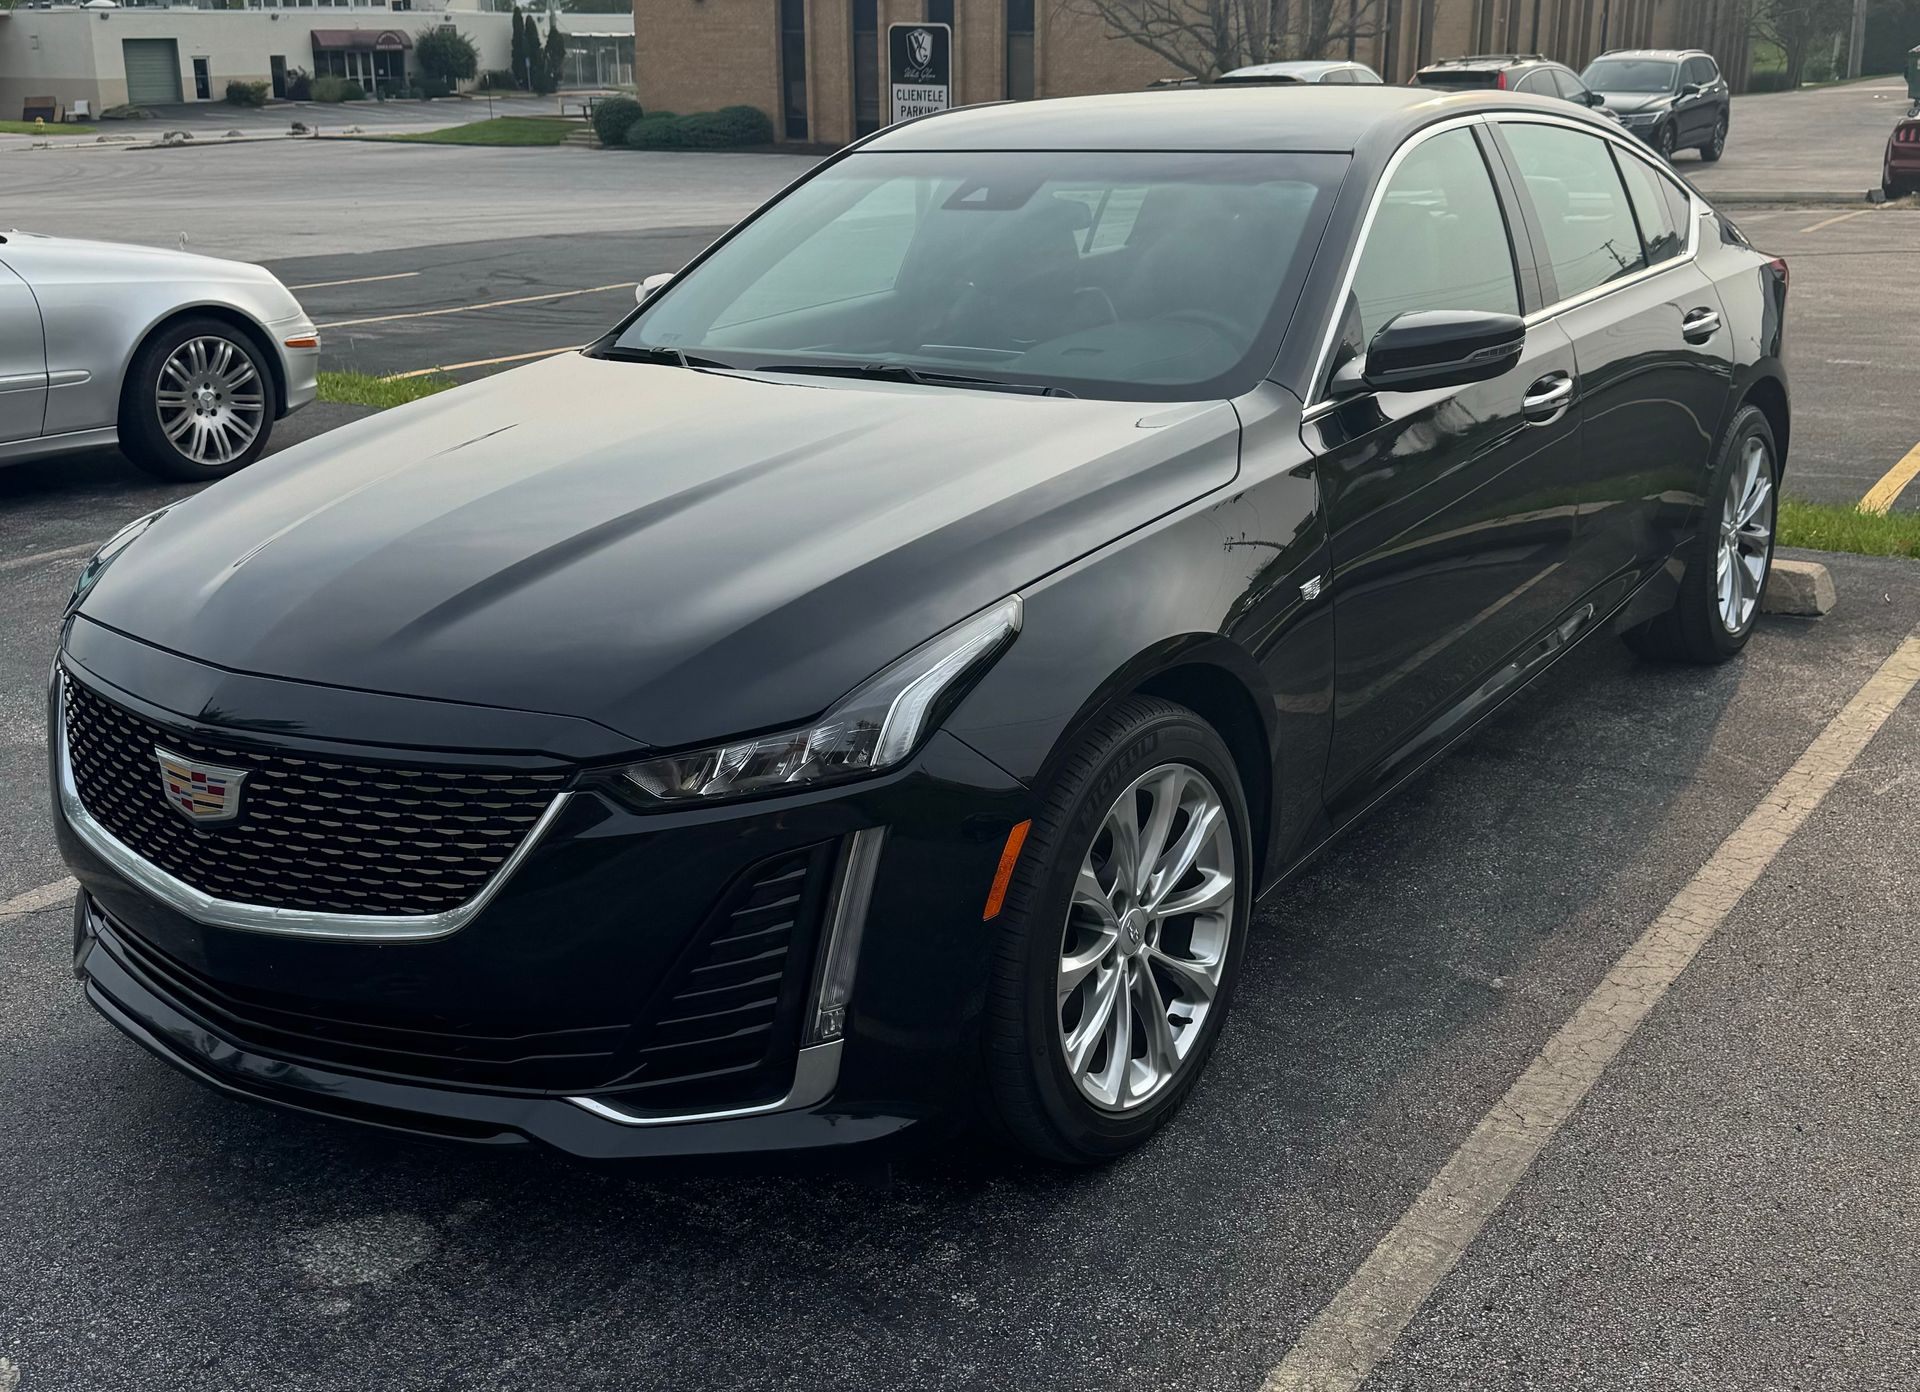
1322;67;1354;84
1515;70;1553;94
1502;122;1647;300
1612;149;1685;263
1348;128;1520;346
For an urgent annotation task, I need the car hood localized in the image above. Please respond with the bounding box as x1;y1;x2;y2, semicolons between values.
1593;92;1674;114
80;353;1241;751
0;229;283;287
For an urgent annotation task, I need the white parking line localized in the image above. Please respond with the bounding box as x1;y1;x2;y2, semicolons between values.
0;878;76;919
0;541;96;575
287;271;421;292
382;345;584;380
1262;630;1920;1392
317;283;635;331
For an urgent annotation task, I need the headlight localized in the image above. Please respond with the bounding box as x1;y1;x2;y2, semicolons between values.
67;506;172;616
617;596;1021;804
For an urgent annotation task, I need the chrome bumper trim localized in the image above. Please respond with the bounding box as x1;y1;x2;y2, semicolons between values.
55;668;572;943
566;1040;843;1127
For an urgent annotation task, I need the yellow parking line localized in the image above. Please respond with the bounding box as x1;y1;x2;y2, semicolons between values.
288;271;421;291
1798;208;1874;234
318;283;636;331
382;345;584;380
1861;441;1920;514
1261;631;1920;1392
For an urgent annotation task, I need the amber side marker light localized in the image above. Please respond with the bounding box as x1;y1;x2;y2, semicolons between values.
981;819;1033;921
282;336;320;349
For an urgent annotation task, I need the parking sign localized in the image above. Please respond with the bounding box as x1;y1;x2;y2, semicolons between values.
888;23;951;125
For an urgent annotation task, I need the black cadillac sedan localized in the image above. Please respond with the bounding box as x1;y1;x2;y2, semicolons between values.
51;86;1788;1166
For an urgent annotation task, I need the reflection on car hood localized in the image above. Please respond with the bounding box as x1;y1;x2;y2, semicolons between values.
1594;92;1673;114
81;353;1241;749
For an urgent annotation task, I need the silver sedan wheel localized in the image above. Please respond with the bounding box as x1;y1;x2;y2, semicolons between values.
156;336;265;468
1057;761;1237;1113
1718;434;1774;635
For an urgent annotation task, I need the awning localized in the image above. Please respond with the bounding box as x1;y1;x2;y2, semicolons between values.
309;29;414;52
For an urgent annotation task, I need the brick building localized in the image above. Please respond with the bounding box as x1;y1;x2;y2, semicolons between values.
633;0;1753;147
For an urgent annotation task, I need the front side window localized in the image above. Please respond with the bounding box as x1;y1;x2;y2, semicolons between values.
1580;58;1677;93
1347;127;1520;350
1685;56;1718;86
1502;122;1647;300
1515;69;1553;94
1550;69;1589;102
613;150;1345;401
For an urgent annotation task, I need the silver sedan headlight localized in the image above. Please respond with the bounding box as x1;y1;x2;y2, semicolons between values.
67;506;172;616
617;596;1022;804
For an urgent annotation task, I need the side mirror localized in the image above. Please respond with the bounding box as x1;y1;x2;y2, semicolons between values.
1581;89;1605;106
1331;310;1526;397
636;271;675;305
1679;82;1702;97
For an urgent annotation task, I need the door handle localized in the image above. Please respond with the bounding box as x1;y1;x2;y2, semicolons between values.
1522;372;1575;424
1682;306;1721;343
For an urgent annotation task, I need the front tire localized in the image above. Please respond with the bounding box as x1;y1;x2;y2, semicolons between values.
1623;404;1778;664
984;696;1253;1165
1654;120;1679;162
120;316;276;482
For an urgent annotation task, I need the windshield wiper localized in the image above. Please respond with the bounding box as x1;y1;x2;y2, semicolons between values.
595;344;740;371
757;362;1076;397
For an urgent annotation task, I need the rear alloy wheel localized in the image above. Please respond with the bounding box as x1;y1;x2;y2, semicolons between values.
120;317;275;481
1699;113;1727;161
985;695;1252;1164
1623;404;1778;663
1655;120;1679;161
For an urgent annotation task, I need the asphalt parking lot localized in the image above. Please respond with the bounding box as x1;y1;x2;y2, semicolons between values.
4;75;1920;1392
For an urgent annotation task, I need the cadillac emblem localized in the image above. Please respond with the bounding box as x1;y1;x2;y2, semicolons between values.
153;748;247;825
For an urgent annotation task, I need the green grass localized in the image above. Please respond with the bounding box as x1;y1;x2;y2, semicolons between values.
375;117;579;147
316;371;456;409
1778;498;1920;559
0;120;96;135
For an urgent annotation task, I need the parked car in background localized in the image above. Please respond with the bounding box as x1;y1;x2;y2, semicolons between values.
1884;115;1920;198
1218;59;1383;84
53;86;1790;1168
1413;53;1614;118
0;231;318;480
1581;49;1730;161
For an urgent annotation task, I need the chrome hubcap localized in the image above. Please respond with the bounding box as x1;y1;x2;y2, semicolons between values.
157;336;264;467
1718;435;1774;634
1058;762;1237;1113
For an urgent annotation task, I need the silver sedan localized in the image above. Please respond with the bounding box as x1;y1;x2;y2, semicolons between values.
0;230;318;480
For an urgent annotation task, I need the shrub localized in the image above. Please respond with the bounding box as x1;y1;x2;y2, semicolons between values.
623;106;773;151
480;68;520;92
310;76;366;103
224;79;269;108
416;26;479;90
1744;68;1793;92
591;94;642;146
285;67;312;101
543;15;568;92
420;76;454;99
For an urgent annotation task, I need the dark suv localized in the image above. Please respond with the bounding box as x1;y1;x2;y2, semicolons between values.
1413;54;1610;114
1581;49;1730;162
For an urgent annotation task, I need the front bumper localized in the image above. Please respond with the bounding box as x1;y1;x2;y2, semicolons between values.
52;626;1032;1160
268;312;319;417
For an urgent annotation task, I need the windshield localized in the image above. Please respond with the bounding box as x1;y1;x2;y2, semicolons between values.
1581;59;1678;93
608;150;1345;401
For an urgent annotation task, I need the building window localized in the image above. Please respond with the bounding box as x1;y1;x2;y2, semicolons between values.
780;0;808;141
1005;0;1033;100
853;0;880;136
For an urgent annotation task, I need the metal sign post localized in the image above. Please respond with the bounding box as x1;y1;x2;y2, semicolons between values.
888;22;951;125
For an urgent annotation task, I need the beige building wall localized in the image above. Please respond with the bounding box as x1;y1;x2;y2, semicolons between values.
632;0;783;127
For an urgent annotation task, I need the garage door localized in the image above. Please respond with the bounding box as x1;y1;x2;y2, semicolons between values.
122;39;183;105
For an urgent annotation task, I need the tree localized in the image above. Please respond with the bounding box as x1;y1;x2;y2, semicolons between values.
543;12;569;92
1745;0;1853;87
1060;0;1380;79
510;7;531;88
416;26;480;90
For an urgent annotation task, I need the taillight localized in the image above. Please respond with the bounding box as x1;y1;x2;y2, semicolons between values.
1495;71;1508;89
1769;256;1789;294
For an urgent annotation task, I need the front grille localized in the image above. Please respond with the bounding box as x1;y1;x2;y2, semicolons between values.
63;675;565;917
601;844;836;1109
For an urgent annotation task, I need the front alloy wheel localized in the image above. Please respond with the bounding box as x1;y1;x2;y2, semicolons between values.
1655;120;1678;161
119;315;276;481
1058;762;1236;1113
985;695;1252;1164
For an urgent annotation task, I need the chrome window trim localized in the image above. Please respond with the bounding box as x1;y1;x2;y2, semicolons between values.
567;1040;843;1127
54;668;573;944
1301;108;1708;421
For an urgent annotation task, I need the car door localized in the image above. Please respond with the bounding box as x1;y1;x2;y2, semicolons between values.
0;258;47;444
1304;123;1586;814
1679;57;1716;142
1493;118;1734;606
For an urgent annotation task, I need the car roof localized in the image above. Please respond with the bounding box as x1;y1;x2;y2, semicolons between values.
866;86;1596;154
1419;53;1560;69
1221;60;1355;78
1591;49;1704;59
